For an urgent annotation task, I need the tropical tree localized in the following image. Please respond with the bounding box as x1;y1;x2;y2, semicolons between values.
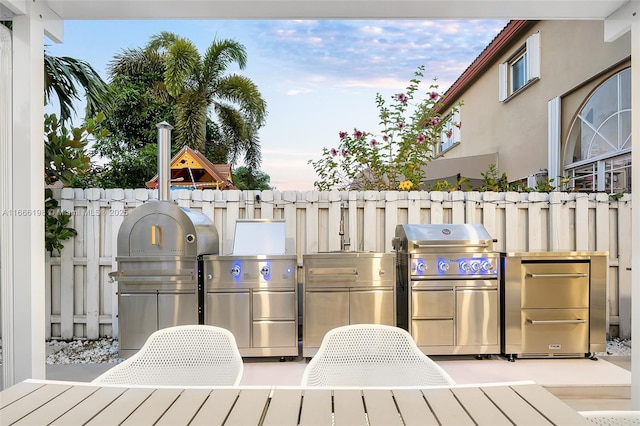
232;166;272;190
146;31;267;170
44;52;110;123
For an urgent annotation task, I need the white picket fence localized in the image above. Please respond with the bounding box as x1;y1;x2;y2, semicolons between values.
42;187;633;341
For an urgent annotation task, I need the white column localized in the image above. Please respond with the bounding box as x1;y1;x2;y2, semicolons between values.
547;96;560;186
2;6;46;387
630;16;640;412
0;15;14;389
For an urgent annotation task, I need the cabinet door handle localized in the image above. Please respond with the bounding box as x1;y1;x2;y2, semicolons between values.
526;273;588;278
527;319;586;325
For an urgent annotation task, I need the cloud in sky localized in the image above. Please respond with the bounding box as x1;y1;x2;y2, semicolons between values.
46;19;509;191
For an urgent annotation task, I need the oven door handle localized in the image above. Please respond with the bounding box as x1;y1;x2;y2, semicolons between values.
525;273;588;278
527;319;586;325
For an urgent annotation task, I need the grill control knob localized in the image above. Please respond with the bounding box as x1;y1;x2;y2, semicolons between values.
438;261;449;272
416;262;427;273
459;260;470;272
481;261;493;272
260;265;270;276
230;265;241;277
470;261;481;272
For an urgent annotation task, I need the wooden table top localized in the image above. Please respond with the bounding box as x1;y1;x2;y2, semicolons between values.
1;380;590;425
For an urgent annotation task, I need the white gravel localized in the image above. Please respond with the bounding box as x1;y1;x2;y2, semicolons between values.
0;337;632;365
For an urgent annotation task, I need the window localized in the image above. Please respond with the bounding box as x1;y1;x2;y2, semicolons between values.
499;32;540;101
564;68;631;194
438;110;461;155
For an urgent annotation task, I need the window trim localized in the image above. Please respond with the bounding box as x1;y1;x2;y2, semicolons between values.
499;32;540;102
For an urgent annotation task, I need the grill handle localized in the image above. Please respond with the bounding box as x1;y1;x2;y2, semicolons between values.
413;243;490;249
525;273;588;279
527;319;586;325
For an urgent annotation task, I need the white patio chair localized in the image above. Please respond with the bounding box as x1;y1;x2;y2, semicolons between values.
579;410;640;425
92;325;243;386
301;324;455;387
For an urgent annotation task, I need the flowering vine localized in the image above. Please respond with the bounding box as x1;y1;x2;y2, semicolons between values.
309;66;462;191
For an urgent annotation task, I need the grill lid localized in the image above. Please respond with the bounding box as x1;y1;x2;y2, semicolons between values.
231;219;286;255
394;224;494;253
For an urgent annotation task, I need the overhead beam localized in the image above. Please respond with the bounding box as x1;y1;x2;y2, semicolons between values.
42;0;627;20
604;0;639;41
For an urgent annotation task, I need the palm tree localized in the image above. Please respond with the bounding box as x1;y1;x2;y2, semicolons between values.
146;31;267;170
44;53;110;123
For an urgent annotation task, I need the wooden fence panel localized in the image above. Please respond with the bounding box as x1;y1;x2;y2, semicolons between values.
36;189;631;340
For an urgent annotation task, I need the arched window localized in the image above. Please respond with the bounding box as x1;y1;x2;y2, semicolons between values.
564;68;631;193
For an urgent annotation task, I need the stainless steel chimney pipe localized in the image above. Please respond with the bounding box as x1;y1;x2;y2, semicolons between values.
156;121;173;201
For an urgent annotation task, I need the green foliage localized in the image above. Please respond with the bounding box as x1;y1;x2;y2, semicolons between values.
45;190;77;254
427;175;473;192
44;113;108;253
479;164;511;192
88;144;159;189
309;66;461;191
44;112;107;186
232;166;272;190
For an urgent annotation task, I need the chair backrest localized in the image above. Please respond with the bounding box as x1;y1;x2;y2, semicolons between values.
579;410;640;425
92;325;243;386
301;324;456;387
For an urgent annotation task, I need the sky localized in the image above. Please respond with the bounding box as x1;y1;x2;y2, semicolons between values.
45;19;509;191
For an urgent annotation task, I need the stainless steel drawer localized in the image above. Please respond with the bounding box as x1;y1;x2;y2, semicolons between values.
521;308;589;355
253;291;296;320
412;319;455;346
411;289;454;319
521;262;589;309
253;321;297;348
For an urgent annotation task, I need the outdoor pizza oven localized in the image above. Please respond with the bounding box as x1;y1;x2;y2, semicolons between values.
110;122;220;357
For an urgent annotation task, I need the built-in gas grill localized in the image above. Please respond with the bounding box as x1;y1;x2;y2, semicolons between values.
202;219;298;358
393;224;500;357
110;123;220;358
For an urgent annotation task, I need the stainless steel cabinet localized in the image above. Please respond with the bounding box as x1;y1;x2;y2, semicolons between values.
119;290;198;357
302;252;396;358
501;251;608;360
203;255;298;357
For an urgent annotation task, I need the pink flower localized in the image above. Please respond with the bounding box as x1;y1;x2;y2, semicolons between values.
430;91;439;101
397;122;405;130
353;129;364;139
445;129;453;138
430;118;440;127
397;93;408;104
330;148;338;157
339;131;348;140
369;138;377;148
382;135;389;142
416;134;426;144
341;149;348;157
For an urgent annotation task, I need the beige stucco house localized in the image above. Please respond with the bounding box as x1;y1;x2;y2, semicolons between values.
428;20;632;194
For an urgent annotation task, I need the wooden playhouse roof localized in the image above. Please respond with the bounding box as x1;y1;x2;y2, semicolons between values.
146;146;235;190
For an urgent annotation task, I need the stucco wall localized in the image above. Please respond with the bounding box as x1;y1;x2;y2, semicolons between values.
436;20;631;183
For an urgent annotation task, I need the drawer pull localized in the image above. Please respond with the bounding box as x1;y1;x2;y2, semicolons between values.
527;319;586;325
526;273;588;278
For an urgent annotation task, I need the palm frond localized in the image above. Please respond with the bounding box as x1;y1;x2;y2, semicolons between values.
202;39;247;82
44;54;109;122
214;74;267;126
